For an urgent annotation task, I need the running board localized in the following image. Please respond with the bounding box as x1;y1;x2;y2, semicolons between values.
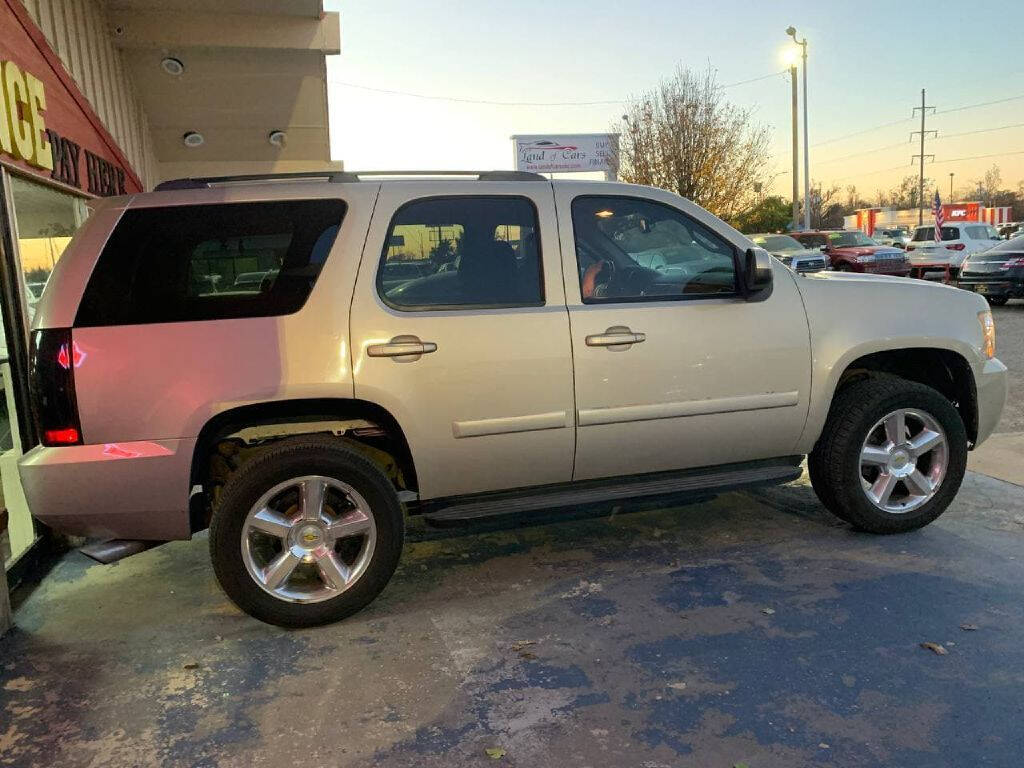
421;458;803;526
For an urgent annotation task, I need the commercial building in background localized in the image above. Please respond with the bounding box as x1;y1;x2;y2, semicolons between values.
848;204;1013;235
0;0;341;588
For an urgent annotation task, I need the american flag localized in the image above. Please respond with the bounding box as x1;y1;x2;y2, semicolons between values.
933;190;944;242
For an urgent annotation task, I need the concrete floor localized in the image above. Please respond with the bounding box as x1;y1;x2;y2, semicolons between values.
3;467;1024;768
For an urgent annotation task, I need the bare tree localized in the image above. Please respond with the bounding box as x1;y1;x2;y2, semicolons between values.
615;66;772;222
808;183;844;229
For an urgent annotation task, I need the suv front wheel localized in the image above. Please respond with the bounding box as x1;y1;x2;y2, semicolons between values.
808;375;967;533
210;437;404;627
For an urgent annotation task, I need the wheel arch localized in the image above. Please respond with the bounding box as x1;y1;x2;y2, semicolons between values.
188;398;418;533
812;346;978;449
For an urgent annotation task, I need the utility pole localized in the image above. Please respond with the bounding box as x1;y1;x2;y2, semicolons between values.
790;65;799;230
949;172;954;200
786;27;810;230
911;88;936;224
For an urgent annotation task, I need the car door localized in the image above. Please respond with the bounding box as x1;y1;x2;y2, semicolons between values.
350;181;575;500
555;184;812;481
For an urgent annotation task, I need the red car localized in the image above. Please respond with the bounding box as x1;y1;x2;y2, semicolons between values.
791;230;911;276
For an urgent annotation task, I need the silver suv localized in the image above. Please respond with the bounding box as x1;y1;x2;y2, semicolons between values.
21;171;1007;627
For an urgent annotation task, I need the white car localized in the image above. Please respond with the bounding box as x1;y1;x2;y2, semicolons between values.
872;227;911;249
906;223;1000;269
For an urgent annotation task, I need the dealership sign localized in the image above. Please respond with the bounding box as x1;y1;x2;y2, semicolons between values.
512;133;618;174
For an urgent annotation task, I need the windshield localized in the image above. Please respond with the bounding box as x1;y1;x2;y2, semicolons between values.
912;226;958;242
828;231;877;247
751;234;803;252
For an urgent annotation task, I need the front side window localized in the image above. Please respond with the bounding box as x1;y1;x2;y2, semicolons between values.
76;200;345;326
378;197;543;310
571;196;736;302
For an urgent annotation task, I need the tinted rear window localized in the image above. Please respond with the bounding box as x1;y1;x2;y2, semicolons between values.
76;200;345;326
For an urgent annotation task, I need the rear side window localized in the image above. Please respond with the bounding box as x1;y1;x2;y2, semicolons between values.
76;200;345;326
378;196;543;310
912;225;958;242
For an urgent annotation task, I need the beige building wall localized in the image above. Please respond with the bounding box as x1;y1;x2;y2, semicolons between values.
19;0;159;188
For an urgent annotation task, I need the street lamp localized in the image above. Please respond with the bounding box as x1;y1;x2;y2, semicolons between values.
780;47;800;231
786;26;810;230
949;172;955;200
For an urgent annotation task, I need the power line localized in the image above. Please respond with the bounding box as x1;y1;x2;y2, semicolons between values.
934;93;1024;115
817;121;1024;166
833;148;1024;183
327;70;787;108
813;93;1024;148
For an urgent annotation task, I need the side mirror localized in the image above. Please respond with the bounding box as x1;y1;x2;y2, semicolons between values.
819;244;830;253
743;247;773;297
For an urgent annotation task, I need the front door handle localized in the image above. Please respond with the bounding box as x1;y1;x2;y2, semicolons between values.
585;326;646;350
367;335;437;361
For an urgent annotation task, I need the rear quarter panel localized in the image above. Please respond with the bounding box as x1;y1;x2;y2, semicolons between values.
793;272;989;452
62;182;380;444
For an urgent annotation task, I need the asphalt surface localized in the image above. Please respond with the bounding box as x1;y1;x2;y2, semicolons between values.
3;468;1024;768
991;300;1023;433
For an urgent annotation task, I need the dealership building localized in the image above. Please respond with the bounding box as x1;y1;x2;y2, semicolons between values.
0;0;341;599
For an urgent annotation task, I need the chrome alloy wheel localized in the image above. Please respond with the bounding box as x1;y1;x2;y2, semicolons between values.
859;408;948;514
241;475;376;603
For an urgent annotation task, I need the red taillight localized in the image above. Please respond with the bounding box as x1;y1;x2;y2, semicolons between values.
946;243;966;251
44;428;80;445
30;329;83;447
1001;257;1024;270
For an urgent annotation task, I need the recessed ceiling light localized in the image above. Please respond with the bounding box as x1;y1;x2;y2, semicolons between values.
161;57;184;76
182;131;204;148
268;130;287;148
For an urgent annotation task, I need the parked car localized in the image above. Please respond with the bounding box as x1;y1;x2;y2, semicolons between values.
997;222;1019;240
22;171;1007;627
790;230;911;275
747;233;828;273
957;237;1024;305
872;227;911;249
906;223;1000;271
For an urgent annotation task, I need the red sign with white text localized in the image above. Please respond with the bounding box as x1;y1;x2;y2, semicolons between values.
0;0;141;195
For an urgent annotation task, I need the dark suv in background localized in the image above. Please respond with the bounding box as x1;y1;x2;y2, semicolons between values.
957;237;1024;305
791;230;911;276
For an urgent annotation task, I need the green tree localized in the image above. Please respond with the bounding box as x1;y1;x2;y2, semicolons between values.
731;195;792;233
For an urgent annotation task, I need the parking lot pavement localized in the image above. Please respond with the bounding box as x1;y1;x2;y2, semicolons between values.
3;469;1024;768
990;301;1023;434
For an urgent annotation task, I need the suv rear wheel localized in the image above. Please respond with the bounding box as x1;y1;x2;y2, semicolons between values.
808;375;967;533
209;436;404;627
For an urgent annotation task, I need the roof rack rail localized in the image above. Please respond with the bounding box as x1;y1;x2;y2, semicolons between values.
154;171;359;191
154;169;545;191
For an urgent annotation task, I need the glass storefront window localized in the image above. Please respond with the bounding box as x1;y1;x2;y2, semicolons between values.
2;173;88;567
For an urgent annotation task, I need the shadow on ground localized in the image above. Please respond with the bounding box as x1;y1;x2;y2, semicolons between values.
2;470;1024;767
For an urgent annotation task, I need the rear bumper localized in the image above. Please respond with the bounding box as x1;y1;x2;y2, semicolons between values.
958;279;1024;298
974;358;1008;448
18;438;196;541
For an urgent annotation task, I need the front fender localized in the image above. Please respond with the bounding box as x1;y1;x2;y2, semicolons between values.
792;272;989;453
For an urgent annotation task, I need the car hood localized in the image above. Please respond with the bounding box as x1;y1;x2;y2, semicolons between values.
833;245;901;257
772;248;823;260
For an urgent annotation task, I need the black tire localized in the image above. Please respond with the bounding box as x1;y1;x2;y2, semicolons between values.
986;295;1008;306
209;436;404;628
808;375;967;534
836;262;853;272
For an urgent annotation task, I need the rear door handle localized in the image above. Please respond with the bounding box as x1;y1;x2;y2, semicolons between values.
367;335;437;361
585;326;646;349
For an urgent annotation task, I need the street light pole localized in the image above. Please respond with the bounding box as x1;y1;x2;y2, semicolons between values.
790;65;799;231
949;172;954;200
787;26;810;230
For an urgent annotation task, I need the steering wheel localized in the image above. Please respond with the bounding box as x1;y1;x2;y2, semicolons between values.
582;260;615;299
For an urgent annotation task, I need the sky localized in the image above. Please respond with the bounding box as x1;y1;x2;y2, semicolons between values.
324;0;1024;202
